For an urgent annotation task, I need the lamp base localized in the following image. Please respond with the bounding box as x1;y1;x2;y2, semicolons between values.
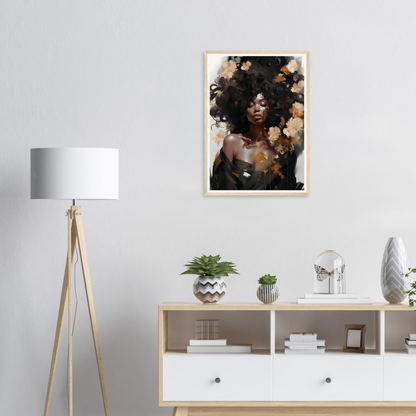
43;205;110;416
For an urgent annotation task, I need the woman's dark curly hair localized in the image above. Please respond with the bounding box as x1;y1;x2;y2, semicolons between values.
210;56;304;134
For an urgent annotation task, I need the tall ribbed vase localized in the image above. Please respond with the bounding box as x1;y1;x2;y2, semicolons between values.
381;237;409;304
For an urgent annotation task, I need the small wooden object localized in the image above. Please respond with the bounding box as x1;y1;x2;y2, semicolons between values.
43;206;109;416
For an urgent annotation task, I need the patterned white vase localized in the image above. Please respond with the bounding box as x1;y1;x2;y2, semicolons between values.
193;276;226;304
257;284;279;304
381;237;409;304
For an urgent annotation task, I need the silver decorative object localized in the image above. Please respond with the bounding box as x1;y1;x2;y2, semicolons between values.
381;237;409;304
257;284;279;304
193;276;226;304
314;250;346;294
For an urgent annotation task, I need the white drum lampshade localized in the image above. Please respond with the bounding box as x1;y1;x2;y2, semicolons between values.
31;148;119;200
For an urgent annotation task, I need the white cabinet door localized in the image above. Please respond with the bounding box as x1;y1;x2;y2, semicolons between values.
384;355;416;401
163;353;272;402
274;354;383;401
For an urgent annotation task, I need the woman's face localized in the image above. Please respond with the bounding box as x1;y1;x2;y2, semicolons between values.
246;93;269;124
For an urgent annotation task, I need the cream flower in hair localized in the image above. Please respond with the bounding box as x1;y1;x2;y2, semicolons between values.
291;81;304;93
287;59;299;73
241;61;252;71
268;127;281;144
290;102;304;117
284;117;304;137
220;60;237;80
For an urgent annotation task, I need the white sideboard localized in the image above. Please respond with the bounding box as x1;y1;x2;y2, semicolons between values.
159;302;416;416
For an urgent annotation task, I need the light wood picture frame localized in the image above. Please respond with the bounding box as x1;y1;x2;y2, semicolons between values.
343;324;366;353
205;51;309;196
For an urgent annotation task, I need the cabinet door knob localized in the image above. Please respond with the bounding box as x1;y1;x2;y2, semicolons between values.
326;377;331;384
215;378;221;384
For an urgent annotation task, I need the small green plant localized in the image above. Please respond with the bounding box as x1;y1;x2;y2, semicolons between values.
180;255;239;277
258;274;277;285
404;268;416;308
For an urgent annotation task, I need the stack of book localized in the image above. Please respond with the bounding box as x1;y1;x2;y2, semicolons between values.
187;339;252;354
405;334;416;354
284;332;326;354
297;293;372;304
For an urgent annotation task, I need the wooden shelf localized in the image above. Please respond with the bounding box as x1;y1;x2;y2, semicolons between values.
160;301;414;311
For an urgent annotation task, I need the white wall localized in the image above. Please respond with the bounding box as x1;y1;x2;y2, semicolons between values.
1;0;416;415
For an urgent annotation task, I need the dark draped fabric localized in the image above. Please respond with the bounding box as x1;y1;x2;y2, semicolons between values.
211;148;303;191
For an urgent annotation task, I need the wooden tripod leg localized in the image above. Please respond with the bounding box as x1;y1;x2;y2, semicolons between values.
173;408;189;416
74;209;110;416
68;212;73;416
44;219;77;416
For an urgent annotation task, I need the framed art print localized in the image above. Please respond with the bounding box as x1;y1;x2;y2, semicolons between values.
205;51;309;196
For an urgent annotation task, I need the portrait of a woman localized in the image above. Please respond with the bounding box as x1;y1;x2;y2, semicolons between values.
206;53;308;195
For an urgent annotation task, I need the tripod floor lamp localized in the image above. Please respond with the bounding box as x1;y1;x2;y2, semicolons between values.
31;148;119;416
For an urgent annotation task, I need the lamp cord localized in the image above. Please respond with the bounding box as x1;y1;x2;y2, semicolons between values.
67;242;80;412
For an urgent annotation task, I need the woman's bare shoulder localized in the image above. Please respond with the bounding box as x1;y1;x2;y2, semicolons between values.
223;133;243;147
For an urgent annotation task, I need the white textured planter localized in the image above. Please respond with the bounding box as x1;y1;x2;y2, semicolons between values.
257;284;279;304
193;276;226;304
381;237;409;304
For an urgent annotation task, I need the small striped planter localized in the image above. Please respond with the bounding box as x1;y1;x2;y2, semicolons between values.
257;284;279;304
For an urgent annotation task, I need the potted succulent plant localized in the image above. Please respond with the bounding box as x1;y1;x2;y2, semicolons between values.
181;255;238;304
257;274;279;304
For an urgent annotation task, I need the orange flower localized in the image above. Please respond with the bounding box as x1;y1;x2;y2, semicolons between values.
291;136;301;144
271;163;284;179
255;150;265;167
281;65;290;75
274;73;286;83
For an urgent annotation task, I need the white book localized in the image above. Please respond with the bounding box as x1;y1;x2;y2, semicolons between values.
288;345;318;350
285;339;325;348
304;293;359;299
405;339;416;346
405;345;416;354
408;334;416;341
285;346;325;354
298;297;372;304
189;339;227;346
289;332;317;342
405;342;416;348
187;345;252;354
